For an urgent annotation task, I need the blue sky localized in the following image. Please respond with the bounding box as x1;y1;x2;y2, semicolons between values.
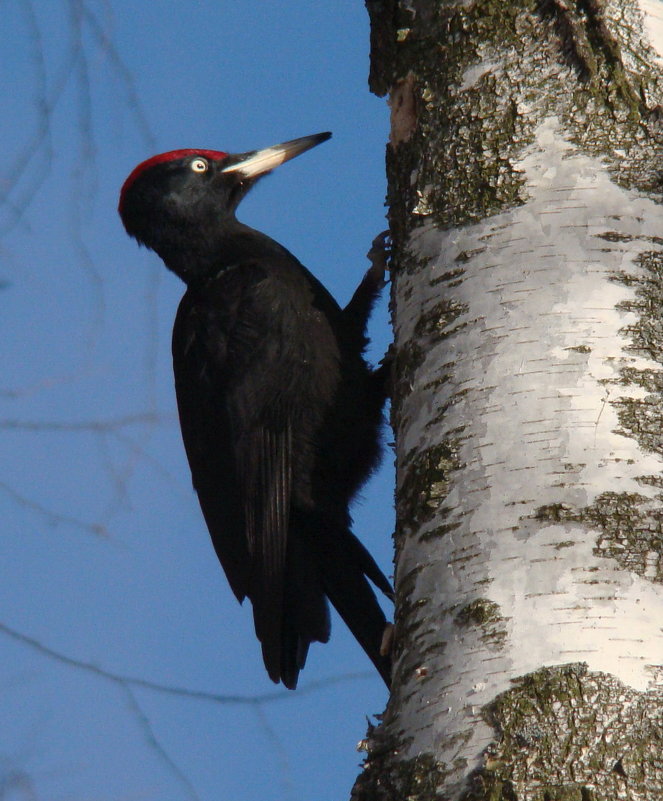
1;2;393;800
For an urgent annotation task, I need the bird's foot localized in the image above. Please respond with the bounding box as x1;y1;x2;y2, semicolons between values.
380;622;395;658
366;230;391;287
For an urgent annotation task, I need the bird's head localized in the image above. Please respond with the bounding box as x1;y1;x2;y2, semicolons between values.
118;132;331;278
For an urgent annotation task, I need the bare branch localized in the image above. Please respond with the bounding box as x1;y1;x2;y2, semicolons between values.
0;621;375;705
122;685;201;801
0;481;109;540
0;413;166;433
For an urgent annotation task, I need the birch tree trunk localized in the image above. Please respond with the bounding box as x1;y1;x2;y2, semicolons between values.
355;1;663;799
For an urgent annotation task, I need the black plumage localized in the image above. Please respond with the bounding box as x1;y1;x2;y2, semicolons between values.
119;133;392;689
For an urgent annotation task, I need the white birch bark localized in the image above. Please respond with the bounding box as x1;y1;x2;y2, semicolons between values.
356;1;663;799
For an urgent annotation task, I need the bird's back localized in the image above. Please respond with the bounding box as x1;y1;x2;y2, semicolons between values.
172;252;389;687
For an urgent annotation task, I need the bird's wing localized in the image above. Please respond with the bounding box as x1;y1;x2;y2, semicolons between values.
232;410;293;681
171;275;294;683
172;291;249;602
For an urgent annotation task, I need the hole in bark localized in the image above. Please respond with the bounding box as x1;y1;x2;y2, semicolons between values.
501;780;518;801
613;759;627;778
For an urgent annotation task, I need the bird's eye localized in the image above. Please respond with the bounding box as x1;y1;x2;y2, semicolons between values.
190;158;208;173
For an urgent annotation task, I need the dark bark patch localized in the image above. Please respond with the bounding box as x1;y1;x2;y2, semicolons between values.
397;441;461;530
565;344;591;354
413;298;469;342
585;491;663;584
460;664;663;801
533;492;663;584
352;750;449;801
536;0;596;82
536;0;645;113
455;598;508;651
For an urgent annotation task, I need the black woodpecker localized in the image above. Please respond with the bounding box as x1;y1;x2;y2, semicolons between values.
118;133;392;689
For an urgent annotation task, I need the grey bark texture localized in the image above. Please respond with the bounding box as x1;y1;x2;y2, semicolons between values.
353;2;663;800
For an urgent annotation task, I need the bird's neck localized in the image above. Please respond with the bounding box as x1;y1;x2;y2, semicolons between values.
159;220;290;286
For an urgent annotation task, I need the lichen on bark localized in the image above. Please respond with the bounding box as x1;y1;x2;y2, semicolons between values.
367;0;663;238
352;748;450;801
461;664;663;801
534;490;663;582
454;599;508;651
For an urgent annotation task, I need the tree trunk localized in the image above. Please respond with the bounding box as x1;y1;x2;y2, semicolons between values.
355;1;663;799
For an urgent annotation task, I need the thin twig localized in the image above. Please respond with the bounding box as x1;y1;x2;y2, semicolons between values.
0;621;375;705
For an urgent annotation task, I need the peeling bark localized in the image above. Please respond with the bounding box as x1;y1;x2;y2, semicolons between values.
356;1;663;799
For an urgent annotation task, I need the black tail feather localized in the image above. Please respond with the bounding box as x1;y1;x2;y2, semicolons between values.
257;518;392;690
267;528;331;689
316;527;392;688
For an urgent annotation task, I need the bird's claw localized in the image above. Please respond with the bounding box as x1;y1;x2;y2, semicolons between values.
380;622;395;657
366;230;391;285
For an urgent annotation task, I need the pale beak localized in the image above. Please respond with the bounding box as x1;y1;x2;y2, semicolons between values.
221;132;331;179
